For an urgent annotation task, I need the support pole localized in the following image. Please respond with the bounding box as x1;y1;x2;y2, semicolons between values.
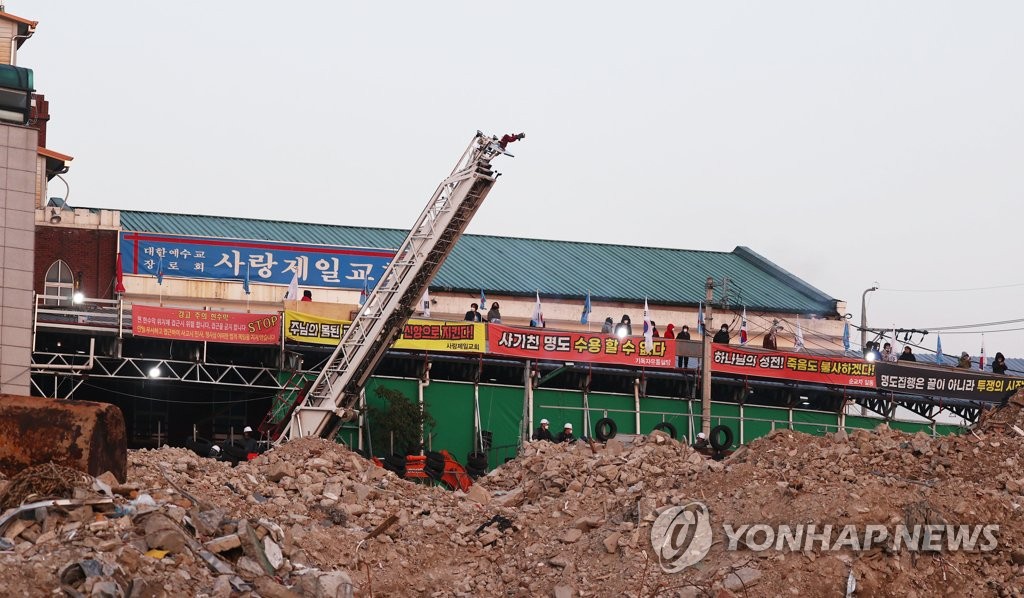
701;277;714;437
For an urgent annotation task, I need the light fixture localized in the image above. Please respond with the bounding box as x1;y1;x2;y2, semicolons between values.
49;208;61;224
865;352;876;363
72;291;84;304
616;328;627;339
148;366;161;378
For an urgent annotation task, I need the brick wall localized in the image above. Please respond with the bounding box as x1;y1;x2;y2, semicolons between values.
33;227;119;300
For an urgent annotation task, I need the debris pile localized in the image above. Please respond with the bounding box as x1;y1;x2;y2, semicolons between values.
3;397;1024;595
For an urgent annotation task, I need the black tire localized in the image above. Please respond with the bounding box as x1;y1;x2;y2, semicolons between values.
653;422;677;439
426;451;445;468
386;453;406;468
467;452;488;470
594;418;618;442
709;424;734;450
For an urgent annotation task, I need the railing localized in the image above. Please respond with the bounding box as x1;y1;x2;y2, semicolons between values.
34;294;127;337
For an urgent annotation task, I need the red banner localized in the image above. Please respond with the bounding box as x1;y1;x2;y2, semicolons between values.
710;344;876;387
487;324;674;369
133;305;281;345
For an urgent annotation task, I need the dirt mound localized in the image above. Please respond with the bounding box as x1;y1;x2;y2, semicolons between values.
2;399;1024;596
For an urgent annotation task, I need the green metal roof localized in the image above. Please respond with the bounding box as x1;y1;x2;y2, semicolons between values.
118;210;839;315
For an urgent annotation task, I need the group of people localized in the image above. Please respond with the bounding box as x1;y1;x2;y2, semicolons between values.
464;302;502;323
531;419;577;443
599;315;702;342
864;341;918;362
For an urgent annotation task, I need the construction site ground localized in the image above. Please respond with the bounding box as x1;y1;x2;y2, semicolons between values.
3;395;1024;596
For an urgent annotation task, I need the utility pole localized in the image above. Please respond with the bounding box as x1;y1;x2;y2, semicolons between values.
860;286;878;351
701;277;714;437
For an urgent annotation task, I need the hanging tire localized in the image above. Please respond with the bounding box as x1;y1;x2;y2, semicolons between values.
709;424;734;450
467;452;488;470
594;418;618;442
653;422;677;439
385;453;406;468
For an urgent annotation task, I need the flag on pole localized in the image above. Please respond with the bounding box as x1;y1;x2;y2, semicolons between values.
842;321;850;353
935;335;944;365
420;288;431;318
581;291;592;325
480;289;487;312
643;298;653;349
285;269;299;300
739;307;748;345
531;291;544;327
156;256;164;286
979;336;986;370
697;302;705;336
794;318;805;352
243;264;251;295
359;278;368;306
114;253;126;294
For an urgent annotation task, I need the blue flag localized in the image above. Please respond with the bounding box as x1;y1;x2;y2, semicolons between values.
480;289;486;312
842;322;850;353
698;302;705;336
156;256;164;286
581;291;592;324
936;335;944;364
243;264;251;295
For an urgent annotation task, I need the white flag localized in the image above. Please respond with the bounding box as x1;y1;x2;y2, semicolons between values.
285;269;299;300
420;288;431;318
643;297;653;349
531;291;544;327
794;318;805;352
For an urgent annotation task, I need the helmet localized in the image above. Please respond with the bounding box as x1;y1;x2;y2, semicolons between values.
243;426;253;433
540;418;549;425
697;432;706;440
209;445;221;456
564;423;573;431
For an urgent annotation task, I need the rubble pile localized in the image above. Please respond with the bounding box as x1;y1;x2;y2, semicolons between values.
3;397;1024;595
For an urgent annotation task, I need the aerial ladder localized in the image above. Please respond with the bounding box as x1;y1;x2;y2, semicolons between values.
278;131;523;442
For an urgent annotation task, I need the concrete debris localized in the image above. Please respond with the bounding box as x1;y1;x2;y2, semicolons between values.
5;394;1024;594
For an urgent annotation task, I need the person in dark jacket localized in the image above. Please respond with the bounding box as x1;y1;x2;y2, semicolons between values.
464;303;482;322
651;321;660;337
601;317;614;334
678;325;692;368
486;302;501;323
993;352;1009;374
614;315;632;337
532;418;554;441
898;346;917;362
713;324;730;344
556;423;575;443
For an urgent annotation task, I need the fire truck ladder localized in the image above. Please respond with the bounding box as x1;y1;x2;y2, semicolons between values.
280;132;516;442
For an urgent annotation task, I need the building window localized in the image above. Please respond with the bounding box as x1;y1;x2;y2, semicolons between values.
44;260;74;306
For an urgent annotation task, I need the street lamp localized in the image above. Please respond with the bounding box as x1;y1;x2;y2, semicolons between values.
860;286;878;351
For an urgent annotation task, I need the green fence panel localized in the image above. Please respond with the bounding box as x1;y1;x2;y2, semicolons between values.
364;378;421;457
888;419;931;435
791;409;840;436
742;405;790;443
638;397;694;440
844;415;882;432
422;381;476;466
478;385;525;469
934;423;965;436
533;388;586;436
586;393;639;435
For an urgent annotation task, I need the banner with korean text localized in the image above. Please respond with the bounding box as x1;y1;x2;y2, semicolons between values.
120;232;394;290
710;344;876;388
487;324;674;368
875;362;1024;402
283;310;486;353
133;306;281;345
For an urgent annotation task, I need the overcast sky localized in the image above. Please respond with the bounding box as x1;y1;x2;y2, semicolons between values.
19;1;1024;361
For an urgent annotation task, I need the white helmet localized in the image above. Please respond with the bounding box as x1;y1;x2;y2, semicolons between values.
210;445;221;455
540;418;550;425
564;423;573;431
243;426;253;433
697;432;706;440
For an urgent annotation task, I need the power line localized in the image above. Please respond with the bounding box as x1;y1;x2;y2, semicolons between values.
881;282;1024;293
917;317;1024;331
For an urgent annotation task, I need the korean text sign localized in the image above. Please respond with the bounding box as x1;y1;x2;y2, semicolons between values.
133;305;281;345
875;362;1024;402
283;310;486;353
120;232;394;290
487;324;674;368
711;344;876;387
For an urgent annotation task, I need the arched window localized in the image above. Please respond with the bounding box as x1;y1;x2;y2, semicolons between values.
44;260;75;306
